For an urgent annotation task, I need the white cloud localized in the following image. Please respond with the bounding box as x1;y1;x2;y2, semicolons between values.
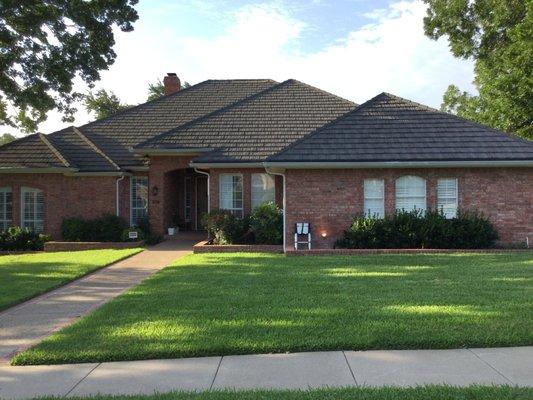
6;0;474;136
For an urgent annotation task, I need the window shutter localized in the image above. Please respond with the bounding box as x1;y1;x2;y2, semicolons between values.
0;187;12;231
395;176;426;213
219;174;243;217
21;187;44;233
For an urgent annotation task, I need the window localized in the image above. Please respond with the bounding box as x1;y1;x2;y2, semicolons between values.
184;176;192;222
219;174;243;217
251;173;275;208
131;176;148;226
438;178;458;218
395;176;426;213
364;179;384;218
0;187;12;231
21;187;44;232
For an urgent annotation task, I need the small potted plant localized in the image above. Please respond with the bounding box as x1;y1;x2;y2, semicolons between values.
168;211;182;236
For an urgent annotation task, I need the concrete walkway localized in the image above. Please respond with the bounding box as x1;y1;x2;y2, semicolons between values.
0;233;204;363
0;347;531;398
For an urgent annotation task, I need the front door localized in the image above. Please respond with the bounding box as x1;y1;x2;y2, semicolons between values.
196;176;208;230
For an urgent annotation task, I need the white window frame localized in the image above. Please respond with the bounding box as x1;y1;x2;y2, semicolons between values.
437;178;458;218
364;179;385;218
0;187;13;231
251;173;276;209
219;174;243;217
130;176;149;227
20;187;44;233
395;176;427;213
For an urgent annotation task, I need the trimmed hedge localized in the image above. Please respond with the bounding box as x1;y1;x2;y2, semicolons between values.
202;202;283;245
61;214;128;242
0;226;50;251
335;210;499;249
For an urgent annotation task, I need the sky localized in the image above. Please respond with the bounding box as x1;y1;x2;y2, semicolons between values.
5;0;475;136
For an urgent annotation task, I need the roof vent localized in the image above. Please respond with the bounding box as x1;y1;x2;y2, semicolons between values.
163;73;181;95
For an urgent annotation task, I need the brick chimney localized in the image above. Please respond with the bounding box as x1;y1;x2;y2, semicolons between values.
163;73;181;95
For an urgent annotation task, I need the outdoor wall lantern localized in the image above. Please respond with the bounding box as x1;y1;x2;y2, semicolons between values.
151;186;159;196
321;232;327;238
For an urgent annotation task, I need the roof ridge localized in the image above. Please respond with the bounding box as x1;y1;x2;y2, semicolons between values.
285;79;356;106
135;79;292;149
72;127;121;170
38;133;73;168
379;92;532;143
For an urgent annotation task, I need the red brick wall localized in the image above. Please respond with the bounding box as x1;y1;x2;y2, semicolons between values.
148;156;194;235
0;173;132;239
285;168;533;249
209;168;283;215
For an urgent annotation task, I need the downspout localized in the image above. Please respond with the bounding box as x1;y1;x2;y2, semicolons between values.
265;167;286;253
116;174;125;217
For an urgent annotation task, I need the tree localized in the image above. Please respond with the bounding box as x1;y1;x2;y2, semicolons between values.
147;79;191;101
84;90;131;120
423;0;532;139
0;1;139;133
0;133;15;146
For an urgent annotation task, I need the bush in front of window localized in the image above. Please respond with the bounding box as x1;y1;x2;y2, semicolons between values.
249;202;283;245
61;214;128;242
0;226;50;251
335;210;498;249
201;209;249;245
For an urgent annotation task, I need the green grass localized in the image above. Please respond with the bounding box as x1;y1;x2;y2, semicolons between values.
13;252;533;365
0;248;143;311
45;386;533;400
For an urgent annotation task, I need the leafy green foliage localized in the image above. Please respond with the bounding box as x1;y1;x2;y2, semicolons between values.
249;202;283;244
201;210;249;245
61;214;128;242
13;252;532;364
335;210;498;249
0;248;142;311
0;226;49;251
84;89;131;119
121;227;145;242
0;1;138;133
424;0;532;139
0;133;15;146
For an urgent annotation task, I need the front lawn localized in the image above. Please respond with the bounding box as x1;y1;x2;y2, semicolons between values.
13;252;533;365
0;248;143;311
55;386;532;400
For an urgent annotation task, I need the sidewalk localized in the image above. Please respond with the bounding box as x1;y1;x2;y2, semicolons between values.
0;233;204;363
0;347;531;399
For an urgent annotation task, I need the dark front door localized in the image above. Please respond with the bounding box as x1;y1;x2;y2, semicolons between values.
196;176;208;230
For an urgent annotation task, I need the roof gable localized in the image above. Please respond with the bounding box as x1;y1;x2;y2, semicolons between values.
269;92;533;163
0;134;69;169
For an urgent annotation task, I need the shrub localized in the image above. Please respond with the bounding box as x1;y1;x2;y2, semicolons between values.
335;210;498;249
201;210;249;245
0;226;49;251
61;214;128;242
249;202;283;244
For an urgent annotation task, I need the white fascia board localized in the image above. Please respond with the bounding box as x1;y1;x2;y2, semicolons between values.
262;160;533;169
0;167;77;174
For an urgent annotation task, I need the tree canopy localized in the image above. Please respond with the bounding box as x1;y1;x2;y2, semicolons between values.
0;133;15;146
0;0;138;133
84;89;131;120
423;0;532;139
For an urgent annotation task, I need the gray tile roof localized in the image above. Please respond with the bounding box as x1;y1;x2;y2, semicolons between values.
80;79;278;166
269;93;533;163
137;79;357;162
0;134;67;169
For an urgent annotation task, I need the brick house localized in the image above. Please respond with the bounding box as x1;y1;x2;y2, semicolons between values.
1;74;532;250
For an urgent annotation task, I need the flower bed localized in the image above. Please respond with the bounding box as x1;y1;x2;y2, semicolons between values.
44;241;144;252
193;240;283;253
